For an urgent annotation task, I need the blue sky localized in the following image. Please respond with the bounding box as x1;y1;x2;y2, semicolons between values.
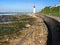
0;0;60;12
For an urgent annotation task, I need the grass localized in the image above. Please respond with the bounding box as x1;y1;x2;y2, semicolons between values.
0;15;36;45
40;6;60;16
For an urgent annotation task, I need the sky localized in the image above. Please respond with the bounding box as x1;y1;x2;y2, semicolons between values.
0;0;60;12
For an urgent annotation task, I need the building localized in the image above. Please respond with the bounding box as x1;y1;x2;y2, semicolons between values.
33;5;36;13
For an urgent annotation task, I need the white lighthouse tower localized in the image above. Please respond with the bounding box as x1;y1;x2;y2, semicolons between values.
33;5;36;14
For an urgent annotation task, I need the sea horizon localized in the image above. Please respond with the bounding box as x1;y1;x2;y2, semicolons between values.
0;12;32;15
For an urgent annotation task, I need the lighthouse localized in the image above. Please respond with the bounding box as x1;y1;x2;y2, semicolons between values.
33;5;36;14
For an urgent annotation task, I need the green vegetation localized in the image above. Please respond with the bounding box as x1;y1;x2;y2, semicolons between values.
40;6;60;16
0;15;36;45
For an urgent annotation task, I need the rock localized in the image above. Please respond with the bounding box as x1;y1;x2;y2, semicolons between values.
25;24;31;28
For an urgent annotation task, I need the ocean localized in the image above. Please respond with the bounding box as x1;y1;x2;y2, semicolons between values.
0;12;32;15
